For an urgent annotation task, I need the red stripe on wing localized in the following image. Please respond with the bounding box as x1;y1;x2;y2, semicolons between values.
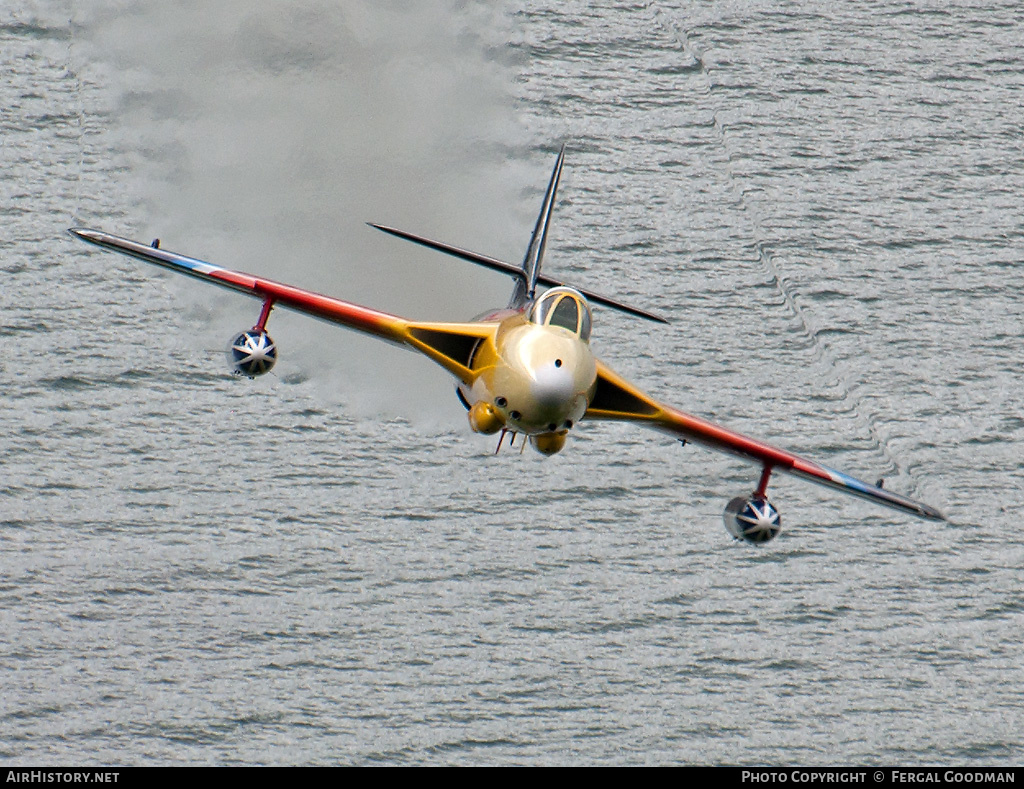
207;269;407;342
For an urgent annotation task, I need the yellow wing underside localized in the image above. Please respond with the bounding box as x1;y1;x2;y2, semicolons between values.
400;321;498;385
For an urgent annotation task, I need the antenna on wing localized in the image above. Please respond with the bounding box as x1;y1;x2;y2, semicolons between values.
511;143;565;309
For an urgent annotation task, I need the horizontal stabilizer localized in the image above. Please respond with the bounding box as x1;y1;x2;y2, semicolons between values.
369;223;669;324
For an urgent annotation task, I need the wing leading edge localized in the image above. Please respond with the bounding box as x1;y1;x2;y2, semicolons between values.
68;228;496;385
585;360;945;521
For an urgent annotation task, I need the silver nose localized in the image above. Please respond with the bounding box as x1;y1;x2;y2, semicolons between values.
530;362;574;406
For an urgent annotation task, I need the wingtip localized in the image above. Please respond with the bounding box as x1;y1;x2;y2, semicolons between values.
68;227;100;243
911;494;947;522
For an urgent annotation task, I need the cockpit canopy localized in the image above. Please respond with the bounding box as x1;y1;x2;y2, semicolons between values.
528;286;592;341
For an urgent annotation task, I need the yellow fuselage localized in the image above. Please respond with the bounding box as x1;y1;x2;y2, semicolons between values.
461;312;597;442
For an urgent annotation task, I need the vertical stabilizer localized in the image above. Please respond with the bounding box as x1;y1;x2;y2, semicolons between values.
509;144;566;309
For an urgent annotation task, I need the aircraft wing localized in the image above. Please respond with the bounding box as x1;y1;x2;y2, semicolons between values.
585;359;945;521
69;228;496;384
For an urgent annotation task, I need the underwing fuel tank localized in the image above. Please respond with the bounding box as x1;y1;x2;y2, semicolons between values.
724;495;782;544
228;330;277;377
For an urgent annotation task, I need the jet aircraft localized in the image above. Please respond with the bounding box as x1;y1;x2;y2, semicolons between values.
69;145;945;542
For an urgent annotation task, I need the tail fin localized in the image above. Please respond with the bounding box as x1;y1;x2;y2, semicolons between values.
368;144;670;324
511;143;565;309
369;222;669;324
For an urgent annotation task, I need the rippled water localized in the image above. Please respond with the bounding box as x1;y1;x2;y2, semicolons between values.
2;0;1022;766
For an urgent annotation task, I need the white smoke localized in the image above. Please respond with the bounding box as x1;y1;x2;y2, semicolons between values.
71;0;533;419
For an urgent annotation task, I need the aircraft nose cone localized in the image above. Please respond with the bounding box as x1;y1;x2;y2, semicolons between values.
531;362;575;407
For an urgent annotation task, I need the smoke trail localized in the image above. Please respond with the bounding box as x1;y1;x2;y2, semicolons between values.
71;0;528;418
